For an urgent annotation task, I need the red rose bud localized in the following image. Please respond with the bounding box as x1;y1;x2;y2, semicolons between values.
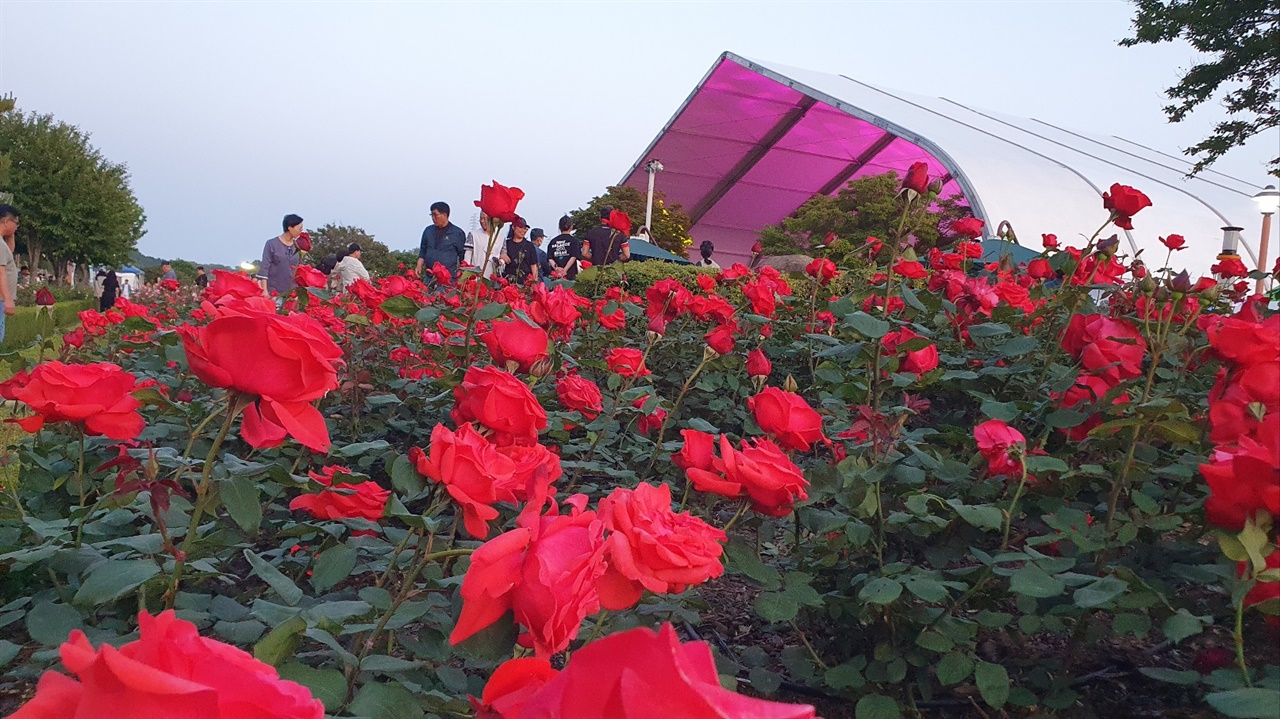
745;348;771;378
296;232;312;252
1160;234;1186;251
475;181;526;223
1027;258;1055;280
606;209;632;235
1102;183;1152;230
902;161;929;195
1042;233;1059;249
1192;276;1218;293
1169;270;1192;293
951;217;985;240
751;241;763;255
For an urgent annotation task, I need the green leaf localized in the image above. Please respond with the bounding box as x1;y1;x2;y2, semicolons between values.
436;665;470;693
824;663;864;691
330;440;392;458
310;544;358;593
214;619;267;643
859;577;903;605
1206;688;1280;718
390;453;425;497
243;549;304;606
937;652;974;686
278;664;348;711
1073;576;1128;608
253;615;306;666
754;592;799;623
348;682;425;719
980;399;1020;422
843;311;890;339
1023;455;1070;474
219;476;262;533
360;655;422;673
749;666;782;695
974;661;1011;709
474;302;509;321
948;500;1003;531
855;694;901;719
73;560;160;608
1163;610;1205;644
25;601;83;646
379;294;420;318
1010;564;1064;598
1045;410;1088;429
968;322;1011;338
725;540;782;590
902;575;950;603
0;640;21;668
454;610;517;661
1138;667;1201;685
1153;420;1200;443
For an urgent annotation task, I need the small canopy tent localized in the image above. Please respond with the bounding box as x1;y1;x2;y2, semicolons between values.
620;52;1271;273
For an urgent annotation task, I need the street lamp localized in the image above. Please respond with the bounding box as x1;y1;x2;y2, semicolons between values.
239;261;257;273
643;160;664;240
1252;184;1280;295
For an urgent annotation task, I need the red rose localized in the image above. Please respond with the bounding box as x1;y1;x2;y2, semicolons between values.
1202;416;1279;531
645;278;693;322
751;241;763;255
804;258;838;285
1208;362;1279;446
296;231;312;252
902;161;929;195
951;217;985;240
742;280;778;317
483;318;550;374
1160;234;1186;251
496;442;562;505
597;483;726;610
606;209;632;235
290;465;389;523
556;374;603;419
11;610;323;719
881;327;939;376
1061;313;1146;385
1057;374;1130;441
673;429;717;472
204;269;266;306
475;181;526;224
512;624;816;719
451;365;548;446
35;287;55;306
1102;183;1152;230
696;273;717;292
745;348;771;378
1042;233;1059;249
748;387;825;452
411;423;519;538
631;396;667;434
160;278;181;291
974;419;1025;477
1211;256;1250;278
180;307;343;451
892;259;928;279
1241;552;1280;623
450;498;606;657
1202;314;1280;369
704;323;736;355
604;347;650;377
471;657;559;719
9;362;145;440
62;327;86;348
682;434;809;517
994;280;1034;313
293;264;328;289
958;241;984;259
1027;258;1055;280
528;284;592;333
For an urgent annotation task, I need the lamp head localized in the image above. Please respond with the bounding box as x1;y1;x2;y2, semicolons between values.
1253;184;1280;215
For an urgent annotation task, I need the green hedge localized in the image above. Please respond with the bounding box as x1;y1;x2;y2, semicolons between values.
0;300;93;350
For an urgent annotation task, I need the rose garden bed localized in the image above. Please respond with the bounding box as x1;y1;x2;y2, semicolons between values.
0;177;1276;719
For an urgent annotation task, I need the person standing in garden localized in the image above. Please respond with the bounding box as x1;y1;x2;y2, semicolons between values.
160;261;177;282
500;217;538;284
465;213;501;278
258;213;303;299
0;205;20;342
695;240;721;269
530;228;553;281
194;266;209;289
586;206;631;267
415;201;467;280
335;242;370;291
100;268;119;311
547;215;582;279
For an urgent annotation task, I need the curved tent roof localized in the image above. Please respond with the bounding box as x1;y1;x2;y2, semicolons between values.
620;52;1270;273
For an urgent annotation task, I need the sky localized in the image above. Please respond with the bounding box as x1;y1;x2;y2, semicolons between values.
1;0;1276;267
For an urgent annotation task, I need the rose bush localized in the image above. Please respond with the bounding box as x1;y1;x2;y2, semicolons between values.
1;175;1277;719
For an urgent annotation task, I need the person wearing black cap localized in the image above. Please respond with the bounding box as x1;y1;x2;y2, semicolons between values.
530;228;553;282
547;215;583;280
499;217;539;284
585;206;630;267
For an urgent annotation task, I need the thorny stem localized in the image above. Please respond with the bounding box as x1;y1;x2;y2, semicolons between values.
1001;460;1030;550
640;352;712;480
75;430;86;506
721;501;750;533
790;620;828;670
1235;590;1252;687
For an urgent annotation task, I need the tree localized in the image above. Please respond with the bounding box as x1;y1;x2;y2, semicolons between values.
0;109;146;279
0;94;14;202
307;223;403;276
1122;0;1280;178
569;185;692;257
758;172;969;267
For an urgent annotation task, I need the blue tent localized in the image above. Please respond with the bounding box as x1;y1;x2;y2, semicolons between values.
117;265;145;275
627;240;692;265
980;240;1039;265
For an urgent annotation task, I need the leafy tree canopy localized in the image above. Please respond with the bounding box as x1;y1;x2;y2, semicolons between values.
1122;0;1280;177
307;223;402;277
0;108;145;276
759;172;969;267
570;185;693;257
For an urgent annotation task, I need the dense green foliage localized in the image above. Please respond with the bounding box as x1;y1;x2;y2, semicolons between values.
308;223;403;277
0;300;92;350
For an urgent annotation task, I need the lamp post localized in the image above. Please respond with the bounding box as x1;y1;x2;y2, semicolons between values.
643;160;664;239
1252;184;1280;295
1216;226;1243;282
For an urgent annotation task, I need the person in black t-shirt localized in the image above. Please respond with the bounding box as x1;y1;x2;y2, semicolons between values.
584;206;630;267
500;217;539;284
547;215;583;280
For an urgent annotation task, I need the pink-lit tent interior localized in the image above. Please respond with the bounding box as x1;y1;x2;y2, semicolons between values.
620;53;1267;273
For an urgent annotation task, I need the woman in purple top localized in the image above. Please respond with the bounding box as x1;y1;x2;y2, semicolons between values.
258;214;303;298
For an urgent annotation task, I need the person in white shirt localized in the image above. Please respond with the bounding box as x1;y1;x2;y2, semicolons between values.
335;243;371;290
465;213;501;278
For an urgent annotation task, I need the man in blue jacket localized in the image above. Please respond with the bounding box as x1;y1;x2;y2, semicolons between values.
415;201;467;279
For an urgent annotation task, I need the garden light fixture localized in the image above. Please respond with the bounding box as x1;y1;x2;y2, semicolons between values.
1252;184;1279;294
644;159;665;241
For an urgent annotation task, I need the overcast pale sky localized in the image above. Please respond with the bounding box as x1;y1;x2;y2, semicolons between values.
1;0;1276;266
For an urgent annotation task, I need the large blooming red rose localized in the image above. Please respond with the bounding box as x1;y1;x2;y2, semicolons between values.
604;347;650;377
181;307;342;451
475;181;526;223
677;432;809;517
881;327;939;376
596;483;726;610
410;423;518;539
8;361;145;440
555;373;603;419
1061;313;1146;385
203;269;267;307
951;217;985;240
1102;183;1152;230
606;209;632;235
290;465;390;523
450;497;607;657
804;257;838;285
11;610;323;719
451;365;548;446
974;419;1025;477
483;318;550;374
748;386;826;452
508;624;816;719
1201;415;1280;531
